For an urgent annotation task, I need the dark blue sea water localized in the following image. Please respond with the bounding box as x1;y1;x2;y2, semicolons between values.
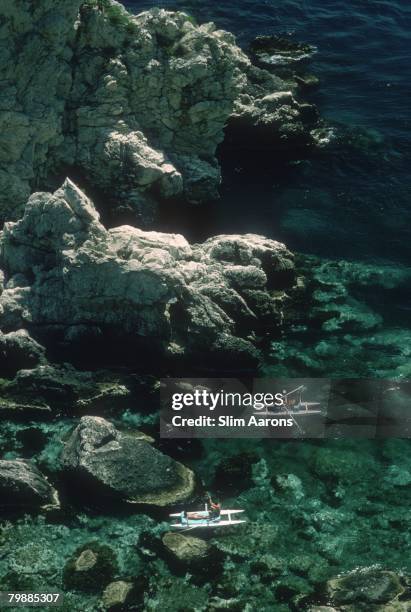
122;0;411;268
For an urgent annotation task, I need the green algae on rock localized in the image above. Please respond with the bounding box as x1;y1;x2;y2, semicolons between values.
265;255;411;378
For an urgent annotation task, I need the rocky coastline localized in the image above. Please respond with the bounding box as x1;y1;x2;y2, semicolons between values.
0;1;410;610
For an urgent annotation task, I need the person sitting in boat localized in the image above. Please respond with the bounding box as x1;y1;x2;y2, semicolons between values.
207;494;221;520
185;510;205;520
181;494;221;522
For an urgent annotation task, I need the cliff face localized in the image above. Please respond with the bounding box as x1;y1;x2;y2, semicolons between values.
0;0;84;216
0;0;321;227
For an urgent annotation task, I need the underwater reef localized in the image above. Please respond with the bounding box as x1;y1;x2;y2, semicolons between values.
0;0;410;610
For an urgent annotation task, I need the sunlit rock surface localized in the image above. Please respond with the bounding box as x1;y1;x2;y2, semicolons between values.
0;179;294;369
0;0;322;226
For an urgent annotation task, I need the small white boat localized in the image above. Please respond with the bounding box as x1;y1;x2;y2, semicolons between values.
257;385;323;416
169;506;246;530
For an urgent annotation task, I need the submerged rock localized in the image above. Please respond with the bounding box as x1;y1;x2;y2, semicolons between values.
249;35;317;69
265;254;411;378
101;581;134;610
161;531;224;583
63;541;118;593
312;446;378;484
162;532;209;565
0;459;59;509
326;568;407;610
0;180;295;370
212;451;258;496
61;416;195;506
145;575;209;611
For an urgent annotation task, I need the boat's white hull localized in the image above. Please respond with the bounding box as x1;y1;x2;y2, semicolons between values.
171;519;246;528
256;409;322;416
169;507;246;529
169;509;244;518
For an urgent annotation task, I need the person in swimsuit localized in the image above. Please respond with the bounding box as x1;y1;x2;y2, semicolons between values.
207;494;221;520
182;494;221;522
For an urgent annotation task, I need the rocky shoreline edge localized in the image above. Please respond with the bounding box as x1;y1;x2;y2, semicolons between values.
0;1;410;610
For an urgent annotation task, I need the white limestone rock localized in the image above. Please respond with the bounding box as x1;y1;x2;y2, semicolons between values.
0;0;321;226
0;181;294;369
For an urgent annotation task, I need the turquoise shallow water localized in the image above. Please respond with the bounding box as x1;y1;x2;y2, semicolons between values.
124;0;411;266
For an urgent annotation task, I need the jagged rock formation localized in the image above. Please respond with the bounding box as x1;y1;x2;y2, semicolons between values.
0;362;159;423
0;459;59;509
0;0;323;227
0;179;295;370
61;415;195;506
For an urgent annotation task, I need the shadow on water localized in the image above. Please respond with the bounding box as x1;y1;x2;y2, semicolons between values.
123;0;411;267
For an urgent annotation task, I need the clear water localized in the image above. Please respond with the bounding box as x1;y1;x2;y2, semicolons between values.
123;0;411;267
1;7;410;606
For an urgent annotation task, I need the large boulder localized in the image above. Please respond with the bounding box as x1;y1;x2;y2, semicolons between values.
0;180;295;370
63;541;118;593
61;416;195;506
101;581;134;611
0;1;323;226
326;569;408;611
0;459;59;509
0;329;45;377
161;532;223;581
162;532;209;565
